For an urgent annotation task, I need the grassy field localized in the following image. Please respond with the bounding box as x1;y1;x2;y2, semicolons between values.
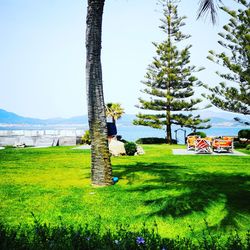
0;145;249;239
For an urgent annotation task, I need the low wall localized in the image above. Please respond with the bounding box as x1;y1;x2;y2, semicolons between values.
0;130;85;147
0;129;84;136
0;135;77;147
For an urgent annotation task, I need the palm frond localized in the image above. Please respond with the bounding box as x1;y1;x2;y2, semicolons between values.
197;0;222;24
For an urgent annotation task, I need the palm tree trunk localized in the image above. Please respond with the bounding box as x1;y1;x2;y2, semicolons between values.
86;0;112;186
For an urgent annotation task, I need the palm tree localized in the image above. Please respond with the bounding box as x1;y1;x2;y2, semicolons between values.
105;103;125;124
86;0;112;186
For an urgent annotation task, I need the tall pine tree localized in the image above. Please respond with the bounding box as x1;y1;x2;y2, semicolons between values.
134;0;210;143
204;0;250;123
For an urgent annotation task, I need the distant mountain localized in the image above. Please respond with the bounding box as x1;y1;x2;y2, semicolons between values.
0;109;44;124
117;114;242;128
62;116;88;124
0;108;248;129
43;116;88;125
0;109;88;125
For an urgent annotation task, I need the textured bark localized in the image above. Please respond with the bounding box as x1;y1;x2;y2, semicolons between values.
166;110;172;144
86;0;112;186
166;10;172;145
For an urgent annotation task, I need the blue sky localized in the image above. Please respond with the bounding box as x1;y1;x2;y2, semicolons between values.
0;0;240;119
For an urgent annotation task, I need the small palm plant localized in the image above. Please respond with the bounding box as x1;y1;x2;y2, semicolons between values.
105;103;125;124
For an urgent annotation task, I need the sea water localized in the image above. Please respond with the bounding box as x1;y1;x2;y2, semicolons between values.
0;125;246;145
117;125;246;144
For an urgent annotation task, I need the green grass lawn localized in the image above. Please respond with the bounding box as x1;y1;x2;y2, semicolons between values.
0;145;249;239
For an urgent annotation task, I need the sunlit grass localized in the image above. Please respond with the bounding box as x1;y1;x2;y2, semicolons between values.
0;145;249;239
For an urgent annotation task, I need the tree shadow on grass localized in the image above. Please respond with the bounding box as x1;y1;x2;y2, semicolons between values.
114;162;250;229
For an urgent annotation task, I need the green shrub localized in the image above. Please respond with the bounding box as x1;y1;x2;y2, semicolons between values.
188;131;207;138
136;137;165;144
81;130;91;145
4;145;15;149
234;141;247;149
246;144;250;150
124;142;137;156
136;137;177;144
238;129;250;139
167;139;177;144
0;222;249;250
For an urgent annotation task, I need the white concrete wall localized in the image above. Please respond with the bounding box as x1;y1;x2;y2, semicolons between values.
0;129;84;136
0;135;77;147
0;130;85;146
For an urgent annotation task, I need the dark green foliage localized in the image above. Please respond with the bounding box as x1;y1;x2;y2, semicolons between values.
124;142;137;156
234;141;248;149
134;0;210;143
3;145;15;149
116;135;128;144
165;138;177;144
204;0;250;122
0;222;249;250
238;129;250;139
136;137;166;144
188;131;207;138
136;137;177;144
246;144;250;150
81;130;91;145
